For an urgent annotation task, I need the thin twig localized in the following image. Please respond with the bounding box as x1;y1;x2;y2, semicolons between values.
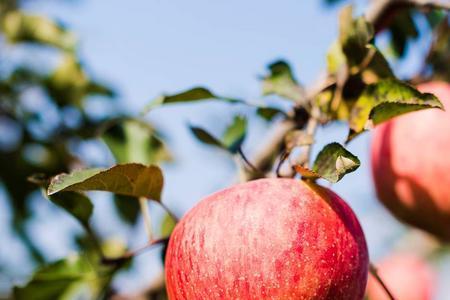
159;202;179;223
246;0;446;179
369;262;396;300
139;197;153;243
237;147;261;174
246;119;297;179
82;222;105;260
275;149;290;177
102;238;169;266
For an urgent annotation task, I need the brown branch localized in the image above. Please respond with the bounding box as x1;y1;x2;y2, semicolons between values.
245;0;446;181
244;119;297;180
102;238;169;266
369;262;397;300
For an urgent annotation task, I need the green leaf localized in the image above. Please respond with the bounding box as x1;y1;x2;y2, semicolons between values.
387;10;418;58
101;238;127;259
48;164;164;201
189;126;225;148
145;87;243;111
102;119;171;165
48;192;93;226
312;143;360;183
348;79;444;141
256;107;286;121
222;116;247;153
262;60;303;102
13;254;109;300
359;44;394;82
326;41;347;74
339;6;374;67
2;11;76;51
328;7;392;84
86;81;116;98
426;19;450;81
189;116;248;154
45;54;114;105
160;213;177;237
323;0;346;5
114;194;141;225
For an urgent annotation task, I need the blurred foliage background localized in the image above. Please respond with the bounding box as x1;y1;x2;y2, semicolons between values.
0;0;449;299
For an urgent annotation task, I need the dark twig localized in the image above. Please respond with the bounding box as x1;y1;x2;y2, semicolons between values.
275;149;291;178
82;222;106;260
369;262;397;300
237;147;262;175
159;202;179;223
245;0;448;181
102;238;169;266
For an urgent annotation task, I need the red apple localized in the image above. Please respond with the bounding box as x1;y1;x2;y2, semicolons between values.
371;81;450;239
366;253;435;300
165;178;368;299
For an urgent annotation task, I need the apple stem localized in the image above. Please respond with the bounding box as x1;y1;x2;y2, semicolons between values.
369;262;396;300
139;197;153;243
290;107;319;173
275;149;290;177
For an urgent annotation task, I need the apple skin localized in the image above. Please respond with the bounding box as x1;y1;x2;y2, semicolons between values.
371;81;450;240
165;178;368;300
366;253;435;300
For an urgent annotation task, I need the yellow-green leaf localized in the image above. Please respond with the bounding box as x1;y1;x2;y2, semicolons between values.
160;213;177;238
348;79;444;141
2;11;76;51
339;6;374;67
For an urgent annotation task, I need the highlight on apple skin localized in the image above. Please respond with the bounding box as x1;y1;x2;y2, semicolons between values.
371;81;450;240
366;253;435;300
165;178;369;300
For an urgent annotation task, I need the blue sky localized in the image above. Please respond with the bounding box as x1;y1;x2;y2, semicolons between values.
28;0;345;109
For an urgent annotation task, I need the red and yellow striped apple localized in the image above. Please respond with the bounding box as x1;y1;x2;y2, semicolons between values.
165;178;368;299
371;81;450;239
366;253;435;300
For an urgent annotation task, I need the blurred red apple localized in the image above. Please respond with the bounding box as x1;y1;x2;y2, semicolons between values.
165;178;368;299
371;81;450;240
366;253;435;300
